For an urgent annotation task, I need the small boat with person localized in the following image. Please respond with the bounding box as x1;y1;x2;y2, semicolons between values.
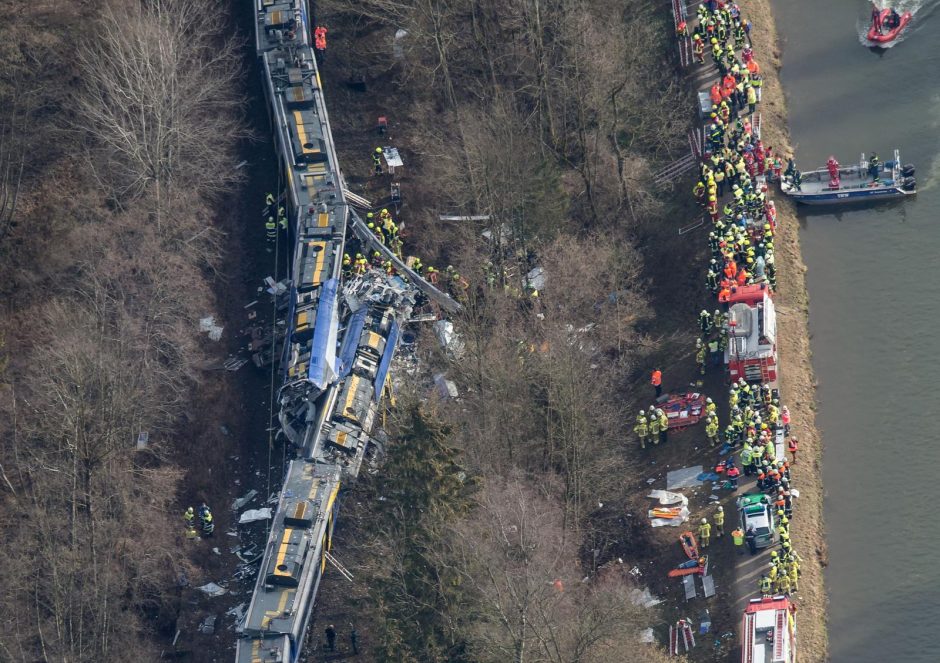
867;5;911;45
780;149;915;205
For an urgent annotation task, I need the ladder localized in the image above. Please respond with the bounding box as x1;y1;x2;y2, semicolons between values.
654;152;698;187
670;0;692;67
688;127;704;160
773;609;786;660
743;613;755;663
669;619;696;655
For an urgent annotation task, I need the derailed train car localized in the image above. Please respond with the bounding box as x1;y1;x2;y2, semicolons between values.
236;2;416;661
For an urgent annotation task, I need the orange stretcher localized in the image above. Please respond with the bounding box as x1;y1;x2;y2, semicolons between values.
650;507;684;519
680;531;699;560
666;555;709;578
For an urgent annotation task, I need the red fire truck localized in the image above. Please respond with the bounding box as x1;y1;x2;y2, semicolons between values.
741;595;796;663
724;283;777;383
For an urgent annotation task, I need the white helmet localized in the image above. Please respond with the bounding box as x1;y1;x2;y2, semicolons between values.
701;518;708;524
717;506;723;512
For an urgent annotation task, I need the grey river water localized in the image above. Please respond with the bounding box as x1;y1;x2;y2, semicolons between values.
772;0;940;660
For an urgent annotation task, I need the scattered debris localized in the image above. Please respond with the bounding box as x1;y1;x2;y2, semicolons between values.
525;266;546;291
665;465;704;490
226;603;247;623
212;547;221;556
699;609;711;634
135;431;149;450
199;316;224;341
223;357;249;371
232;489;259;511
629;588;663;609
197;582;227;597
263;276;289;297
639;628;655;644
198;615;217;635
238;508;272;524
432;373;458;400
433;320;464;357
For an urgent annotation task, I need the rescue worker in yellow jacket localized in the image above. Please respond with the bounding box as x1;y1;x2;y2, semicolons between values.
714;506;725;536
634;414;649;450
759;575;773;595
698;518;711;548
649;412;661;446
705;417;720;447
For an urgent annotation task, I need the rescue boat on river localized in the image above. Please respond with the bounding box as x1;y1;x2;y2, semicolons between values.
780;149;916;205
867;8;911;45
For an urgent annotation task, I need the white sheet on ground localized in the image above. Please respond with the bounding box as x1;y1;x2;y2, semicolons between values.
666;465;704;490
238;508;272;524
647;490;688;506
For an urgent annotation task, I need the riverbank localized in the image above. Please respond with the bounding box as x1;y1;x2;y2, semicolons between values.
742;0;828;658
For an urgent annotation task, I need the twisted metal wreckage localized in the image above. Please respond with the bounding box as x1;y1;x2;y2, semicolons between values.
236;2;460;661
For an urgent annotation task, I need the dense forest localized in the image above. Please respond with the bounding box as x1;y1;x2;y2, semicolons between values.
0;1;245;659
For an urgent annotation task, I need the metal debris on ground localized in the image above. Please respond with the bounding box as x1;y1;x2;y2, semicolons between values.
199;316;224;341
198;615;217;635
433;320;464;357
232;489;259;511
682;574;697;600
226;603;247;623
432;374;458;400
525;266;546;291
263;277;289;297
238;508;272;524
639;628;655;644
197;582;227;597
135;431;149;450
223;357;248;371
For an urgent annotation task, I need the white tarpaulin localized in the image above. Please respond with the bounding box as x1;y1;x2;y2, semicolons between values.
647;490;688;506
666;465;704;490
238;508;272;524
629;588;663;609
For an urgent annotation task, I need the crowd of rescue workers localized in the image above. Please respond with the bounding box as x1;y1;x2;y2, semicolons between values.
642;0;804;600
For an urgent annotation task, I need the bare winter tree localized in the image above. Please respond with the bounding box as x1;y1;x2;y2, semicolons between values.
74;0;247;222
443;478;669;663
